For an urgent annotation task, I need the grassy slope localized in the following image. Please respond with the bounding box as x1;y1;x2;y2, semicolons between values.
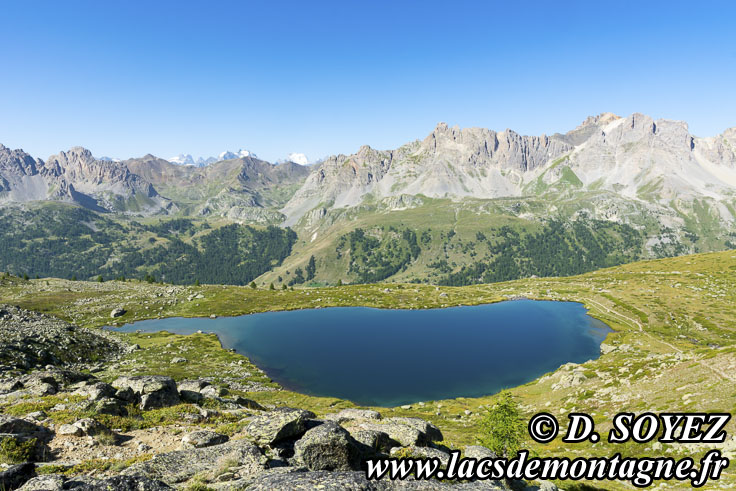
1;250;735;489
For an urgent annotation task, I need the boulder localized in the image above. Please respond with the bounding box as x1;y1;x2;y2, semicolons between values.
293;421;362;471
200;385;227;399
349;429;392;455
18;474;65;490
110;308;126;318
57;418;108;437
57;424;83;437
0;462;35;491
358;422;423;448
181;430;228;448
93;398;128;416
386;417;443;443
140;391;180;410
245;408;315;446
73;382;116;401
177;379;210;392
178;390;203;404
112;376;180;410
0;415;44;436
324;408;381;424
123;438;266;484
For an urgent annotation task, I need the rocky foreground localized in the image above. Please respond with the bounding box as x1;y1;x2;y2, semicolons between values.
0;305;555;490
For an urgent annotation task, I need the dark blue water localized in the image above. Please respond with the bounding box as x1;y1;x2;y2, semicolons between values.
113;300;610;406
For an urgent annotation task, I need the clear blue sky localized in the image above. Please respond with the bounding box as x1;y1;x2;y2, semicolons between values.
1;1;734;163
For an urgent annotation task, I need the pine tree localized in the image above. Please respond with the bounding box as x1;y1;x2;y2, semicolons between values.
269;282;275;290
337;279;343;286
250;281;257;289
478;391;526;458
306;255;316;280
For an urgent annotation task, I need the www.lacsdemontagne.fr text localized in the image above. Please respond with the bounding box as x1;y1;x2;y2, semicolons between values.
366;449;729;488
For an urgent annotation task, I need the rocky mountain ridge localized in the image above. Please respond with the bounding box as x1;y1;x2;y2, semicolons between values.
281;113;736;225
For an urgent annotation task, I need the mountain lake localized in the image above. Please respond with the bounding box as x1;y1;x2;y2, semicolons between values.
112;299;611;406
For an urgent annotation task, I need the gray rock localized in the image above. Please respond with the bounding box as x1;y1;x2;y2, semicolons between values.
73;418;109;436
124;438;266;484
0;415;44;435
245;407;315;446
177;379;210;392
93;397;128;416
464;445;497;460
390;445;451;467
58;424;83;436
181;430;228;448
74;382;115;401
385;417;443;443
294;421;362;471
61;475;173;490
200;385;228;398
247;470;377;490
18;474;65;490
140;390;180;410
171;357;187;364
112;376;180;410
324;408;381;424
110;308;126;318
58;418;108;437
0;462;35;491
178;389;203;404
349;429;392;455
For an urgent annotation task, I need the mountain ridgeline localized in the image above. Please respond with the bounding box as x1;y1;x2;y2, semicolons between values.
1;112;735;286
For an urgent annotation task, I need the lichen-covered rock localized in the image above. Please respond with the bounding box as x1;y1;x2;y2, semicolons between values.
73;382;116;401
58;418;109;437
385;417;443;443
324;408;381;424
18;474;65;490
124;438;266;484
0;415;45;435
294;421;362;471
57;474;172;490
247;470;376;490
245;407;315;446
348;429;392;455
181;430;228;448
112;376;180;410
357;422;423;448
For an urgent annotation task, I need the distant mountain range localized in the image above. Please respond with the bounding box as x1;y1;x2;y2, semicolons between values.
2;112;735;285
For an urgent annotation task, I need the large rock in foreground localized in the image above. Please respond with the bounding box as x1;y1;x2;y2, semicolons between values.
245;407;316;446
111;375;180;410
294;421;362;471
124;438;266;484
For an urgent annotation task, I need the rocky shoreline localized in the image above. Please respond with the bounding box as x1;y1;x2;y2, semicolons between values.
0;305;556;490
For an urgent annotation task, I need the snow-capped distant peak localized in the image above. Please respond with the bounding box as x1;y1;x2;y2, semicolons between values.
168;154;196;166
286;152;310;165
219;149;257;161
97;156;121;163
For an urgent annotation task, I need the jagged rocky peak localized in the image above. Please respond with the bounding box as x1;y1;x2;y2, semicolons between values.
0;144;43;177
578;112;621;129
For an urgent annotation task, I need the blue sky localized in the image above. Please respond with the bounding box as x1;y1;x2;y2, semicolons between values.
1;1;734;163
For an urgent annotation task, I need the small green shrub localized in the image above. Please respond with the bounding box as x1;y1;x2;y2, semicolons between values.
0;436;37;463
